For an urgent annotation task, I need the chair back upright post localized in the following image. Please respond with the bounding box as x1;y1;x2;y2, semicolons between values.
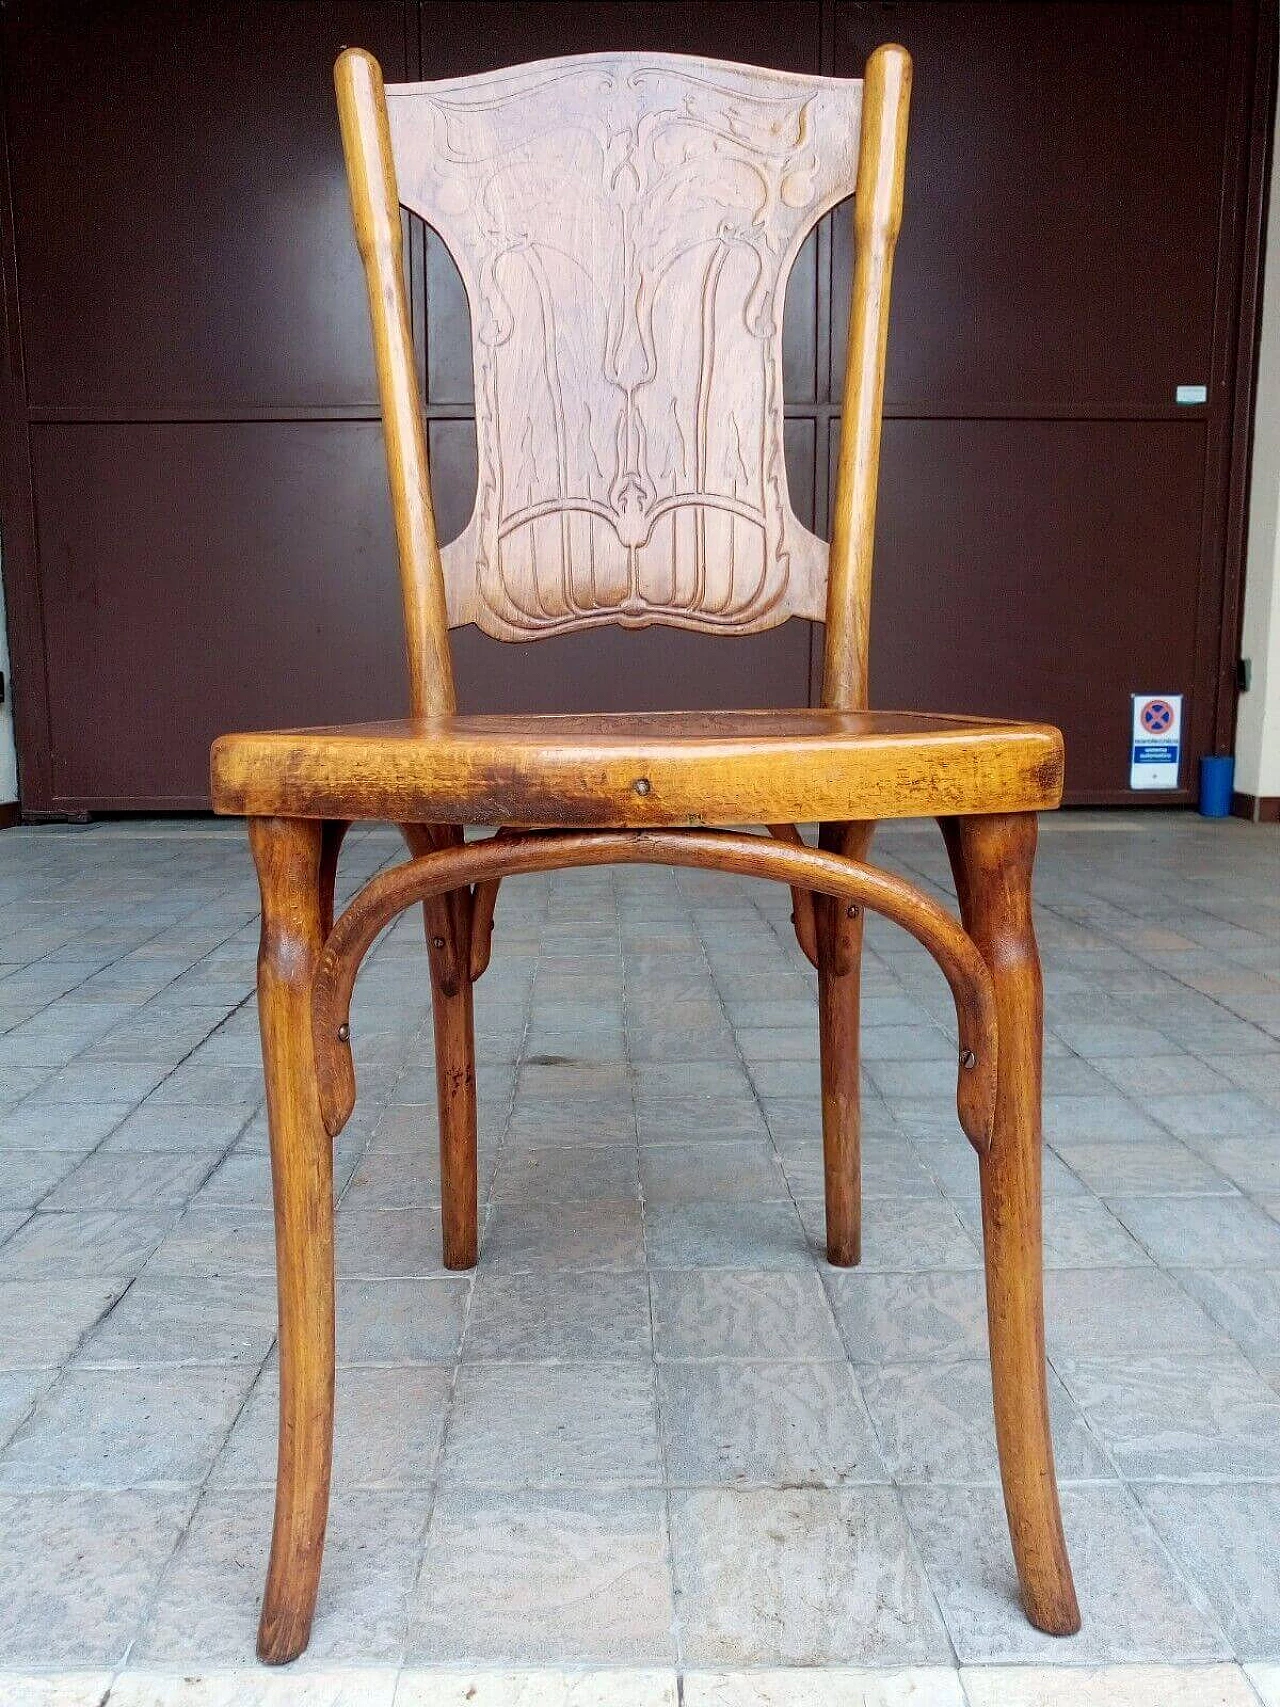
821;43;912;713
335;48;456;718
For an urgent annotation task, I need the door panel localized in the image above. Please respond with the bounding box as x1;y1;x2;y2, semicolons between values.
7;1;408;412
867;420;1207;798
0;1;1261;810
832;1;1230;410
30;423;406;806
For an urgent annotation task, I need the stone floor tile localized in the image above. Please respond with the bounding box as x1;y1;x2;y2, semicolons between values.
658;1360;887;1487
1109;1196;1280;1269
408;1485;674;1663
669;1486;950;1665
465;1268;652;1360
640;1142;789;1205
0;1675;118;1707
635;1097;770;1147
334;1207;451;1279
645;1202;811;1270
0;1368;46;1446
482;1199;645;1272
109;1670;400;1706
441;1362;661;1486
0;1149;82;1209
904;1484;1227;1662
395;1669;678;1705
1053;1139;1235;1197
824;1270;989;1364
45;1147;222;1209
146;1204;277;1278
1055;1351;1280;1479
213;1365;449;1488
1171;1269;1280;1356
1248;1662;1280;1706
0;1364;255;1490
1139;1483;1280;1656
0;1488;194;1664
335;1277;470;1365
0;1099;131;1153
860;1360;1112;1484
75;1273;277;1366
0;1208;177;1279
1093;1055;1238;1099
136;1488;425;1665
1043;1096;1167;1144
1205;1140;1280;1196
0;1277;125;1368
1148;1094;1280;1143
1044;1268;1232;1357
960;1664;1259;1706
99;1102;254;1153
799;1197;982;1272
682;1671;964;1706
492;1143;637;1204
651;1270;844;1362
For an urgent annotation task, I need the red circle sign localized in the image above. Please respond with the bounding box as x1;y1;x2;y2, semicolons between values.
1140;699;1175;735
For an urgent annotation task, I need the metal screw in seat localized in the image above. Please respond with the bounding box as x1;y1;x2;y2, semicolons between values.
633;777;651;796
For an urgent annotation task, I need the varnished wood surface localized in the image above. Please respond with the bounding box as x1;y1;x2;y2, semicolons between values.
817;820;874;1265
383;50;863;639
823;43;911;710
231;38;1079;1661
335;50;455;716
249;818;335;1665
304;827;998;1153
211;708;1064;825
942;812;1081;1636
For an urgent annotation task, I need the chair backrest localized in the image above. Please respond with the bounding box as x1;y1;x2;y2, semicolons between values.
335;45;910;715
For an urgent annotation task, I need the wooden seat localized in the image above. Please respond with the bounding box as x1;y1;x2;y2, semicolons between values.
220;41;1081;1666
212;708;1063;825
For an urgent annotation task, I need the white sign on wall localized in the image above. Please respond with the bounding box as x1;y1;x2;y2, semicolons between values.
1130;694;1183;790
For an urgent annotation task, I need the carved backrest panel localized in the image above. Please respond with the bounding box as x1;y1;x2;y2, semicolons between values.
386;53;862;639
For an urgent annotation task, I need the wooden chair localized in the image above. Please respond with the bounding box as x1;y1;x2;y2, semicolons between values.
211;43;1080;1663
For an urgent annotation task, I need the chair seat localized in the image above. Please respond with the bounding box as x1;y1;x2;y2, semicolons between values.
211;708;1063;826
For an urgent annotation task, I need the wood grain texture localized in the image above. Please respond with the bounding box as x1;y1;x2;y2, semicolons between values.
823;43;911;710
306;827;997;1154
211;707;1064;826
941;811;1081;1638
248;817;335;1666
384;50;863;640
766;822;820;969
399;822;478;1270
816;819;874;1266
335;49;455;716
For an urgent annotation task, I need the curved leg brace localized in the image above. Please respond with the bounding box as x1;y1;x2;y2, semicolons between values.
310;829;997;1155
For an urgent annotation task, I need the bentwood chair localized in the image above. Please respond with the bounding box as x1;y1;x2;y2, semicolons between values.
211;44;1081;1663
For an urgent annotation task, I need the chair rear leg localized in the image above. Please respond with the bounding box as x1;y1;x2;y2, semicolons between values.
430;952;478;1270
401;825;480;1272
941;812;1080;1636
249;817;336;1666
817;821;874;1267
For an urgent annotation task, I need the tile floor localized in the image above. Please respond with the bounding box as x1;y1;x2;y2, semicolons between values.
0;813;1278;1705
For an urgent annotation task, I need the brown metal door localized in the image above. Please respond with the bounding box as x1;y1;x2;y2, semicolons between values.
0;1;1267;809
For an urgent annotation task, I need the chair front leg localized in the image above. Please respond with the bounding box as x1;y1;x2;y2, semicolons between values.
817;821;874;1267
249;817;336;1665
941;811;1080;1636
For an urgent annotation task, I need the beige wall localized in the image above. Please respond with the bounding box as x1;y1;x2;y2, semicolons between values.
1237;101;1280;804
